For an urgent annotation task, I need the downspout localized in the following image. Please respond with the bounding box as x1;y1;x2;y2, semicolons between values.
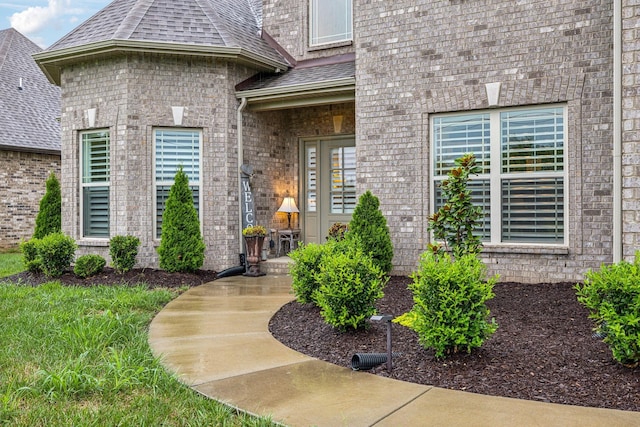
238;97;248;255
613;0;622;262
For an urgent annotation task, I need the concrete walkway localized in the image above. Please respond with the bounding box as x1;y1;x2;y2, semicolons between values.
148;274;640;427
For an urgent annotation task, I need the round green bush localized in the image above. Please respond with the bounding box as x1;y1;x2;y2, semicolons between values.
20;238;42;273
74;254;106;278
289;242;327;304
314;245;387;331
109;235;140;273
395;252;498;358
575;253;640;367
36;232;77;278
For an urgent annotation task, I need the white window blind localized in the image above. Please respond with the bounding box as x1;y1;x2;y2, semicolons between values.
432;106;566;244
154;129;201;238
310;0;353;46
330;146;356;214
81;131;110;238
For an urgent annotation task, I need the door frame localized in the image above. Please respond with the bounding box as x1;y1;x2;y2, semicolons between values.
298;135;356;244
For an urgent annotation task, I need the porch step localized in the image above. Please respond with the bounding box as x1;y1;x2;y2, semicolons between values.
261;256;293;275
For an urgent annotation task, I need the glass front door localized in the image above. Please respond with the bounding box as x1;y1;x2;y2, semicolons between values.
302;137;356;243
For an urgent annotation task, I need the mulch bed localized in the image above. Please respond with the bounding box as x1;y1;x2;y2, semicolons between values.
269;276;640;412
4;270;638;412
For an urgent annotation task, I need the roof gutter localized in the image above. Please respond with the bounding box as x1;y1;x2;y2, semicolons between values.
613;0;622;262
237;97;248;254
33;40;289;85
236;77;355;111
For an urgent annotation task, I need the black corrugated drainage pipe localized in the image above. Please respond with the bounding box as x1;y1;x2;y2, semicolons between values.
351;353;400;371
215;254;246;279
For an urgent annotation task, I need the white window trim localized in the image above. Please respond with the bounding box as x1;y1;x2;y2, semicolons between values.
79;129;110;239
309;0;353;47
429;104;568;247
153;128;203;241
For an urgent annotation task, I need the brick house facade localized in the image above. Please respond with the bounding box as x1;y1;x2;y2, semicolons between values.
34;1;638;282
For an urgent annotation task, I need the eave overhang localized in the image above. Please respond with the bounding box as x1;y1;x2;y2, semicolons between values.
33;39;290;86
235;76;355;111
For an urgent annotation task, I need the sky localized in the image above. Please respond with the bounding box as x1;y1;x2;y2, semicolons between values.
0;0;109;48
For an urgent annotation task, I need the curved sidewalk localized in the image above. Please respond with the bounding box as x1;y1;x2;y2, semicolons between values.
148;275;640;427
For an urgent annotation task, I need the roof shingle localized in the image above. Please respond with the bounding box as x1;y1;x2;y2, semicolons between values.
0;28;60;154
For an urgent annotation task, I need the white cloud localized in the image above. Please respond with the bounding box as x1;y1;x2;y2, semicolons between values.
9;0;71;34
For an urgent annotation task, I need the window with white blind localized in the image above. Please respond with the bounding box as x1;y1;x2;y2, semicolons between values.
330;146;356;214
154;129;201;238
81;130;110;238
310;0;352;46
431;106;566;244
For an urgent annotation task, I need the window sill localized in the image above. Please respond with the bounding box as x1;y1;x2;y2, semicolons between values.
482;244;569;256
78;238;109;247
308;40;353;52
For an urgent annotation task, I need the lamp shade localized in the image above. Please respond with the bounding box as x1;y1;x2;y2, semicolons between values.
277;196;299;213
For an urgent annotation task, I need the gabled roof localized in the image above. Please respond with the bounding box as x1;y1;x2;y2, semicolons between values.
34;0;289;85
0;28;60;154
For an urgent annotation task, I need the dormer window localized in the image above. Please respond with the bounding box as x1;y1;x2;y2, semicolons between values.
310;0;353;46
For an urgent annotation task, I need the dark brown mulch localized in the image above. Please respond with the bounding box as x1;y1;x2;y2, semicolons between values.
268;277;640;413
1;267;218;289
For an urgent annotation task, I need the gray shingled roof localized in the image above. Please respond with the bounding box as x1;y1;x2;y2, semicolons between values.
45;0;286;66
0;28;60;154
238;60;355;92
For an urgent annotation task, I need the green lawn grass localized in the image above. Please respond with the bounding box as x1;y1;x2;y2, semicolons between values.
0;252;24;278
0;253;276;426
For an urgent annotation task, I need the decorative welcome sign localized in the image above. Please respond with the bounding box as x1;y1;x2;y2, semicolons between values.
241;164;255;230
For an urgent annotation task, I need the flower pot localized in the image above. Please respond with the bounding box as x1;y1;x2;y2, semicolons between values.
243;235;266;277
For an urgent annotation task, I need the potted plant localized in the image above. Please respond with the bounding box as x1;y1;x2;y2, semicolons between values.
242;225;267;276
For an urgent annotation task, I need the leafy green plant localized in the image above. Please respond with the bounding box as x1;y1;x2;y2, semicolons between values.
314;244;387;331
346;190;394;273
157;166;205;273
289;242;327;304
429;153;483;259
110;235;140;273
394;252;498;358
575;253;640;367
33;172;62;239
20;238;42;273
242;225;267;237
73;254;106;278
28;232;77;277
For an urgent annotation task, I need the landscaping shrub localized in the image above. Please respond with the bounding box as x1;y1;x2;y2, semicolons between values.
314;244;387;331
33;172;62;239
36;232;77;278
289;242;327;304
394;252;498;358
575;253;640;367
110;235;140;273
428;153;483;259
157;166;205;273
346;190;393;274
20;238;42;273
74;254;106;278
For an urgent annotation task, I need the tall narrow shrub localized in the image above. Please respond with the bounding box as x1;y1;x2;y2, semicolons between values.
33;172;61;239
157;166;205;273
428;153;483;259
347;190;393;274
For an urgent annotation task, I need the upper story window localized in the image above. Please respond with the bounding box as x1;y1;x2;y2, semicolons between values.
81;130;110;238
154;128;202;238
431;105;566;245
310;0;353;46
